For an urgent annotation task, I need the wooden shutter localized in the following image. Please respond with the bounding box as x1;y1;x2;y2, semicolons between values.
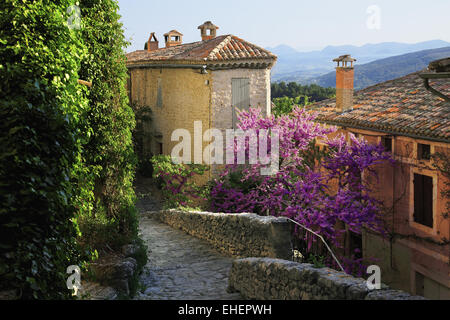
232;78;250;128
414;174;433;228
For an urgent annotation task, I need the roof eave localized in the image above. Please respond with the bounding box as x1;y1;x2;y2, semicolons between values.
126;57;276;70
315;117;450;144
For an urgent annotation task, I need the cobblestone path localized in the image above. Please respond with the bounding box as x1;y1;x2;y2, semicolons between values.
135;214;242;300
134;178;242;300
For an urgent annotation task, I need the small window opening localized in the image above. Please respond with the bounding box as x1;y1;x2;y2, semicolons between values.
413;173;433;228
418;143;431;160
349;231;363;259
382;137;393;152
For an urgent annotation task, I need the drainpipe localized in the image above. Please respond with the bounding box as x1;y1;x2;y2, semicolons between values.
418;72;450;103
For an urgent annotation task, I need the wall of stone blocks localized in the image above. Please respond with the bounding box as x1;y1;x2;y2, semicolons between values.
211;68;271;131
209;68;271;176
227;258;426;300
148;209;292;260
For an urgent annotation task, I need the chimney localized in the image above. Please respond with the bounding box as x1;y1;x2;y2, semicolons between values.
333;54;356;113
164;30;183;48
198;21;219;41
146;32;159;52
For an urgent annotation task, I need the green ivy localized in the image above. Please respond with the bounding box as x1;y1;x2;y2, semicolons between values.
0;0;89;299
76;0;139;251
0;0;142;299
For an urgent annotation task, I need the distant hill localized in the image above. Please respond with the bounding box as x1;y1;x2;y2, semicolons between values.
268;40;450;83
311;46;450;90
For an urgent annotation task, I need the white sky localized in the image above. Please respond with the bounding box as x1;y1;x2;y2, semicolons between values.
118;0;450;52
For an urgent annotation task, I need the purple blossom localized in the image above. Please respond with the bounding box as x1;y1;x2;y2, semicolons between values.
210;107;394;274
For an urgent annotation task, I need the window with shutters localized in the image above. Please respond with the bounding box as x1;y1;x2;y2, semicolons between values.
413;173;434;228
231;78;250;129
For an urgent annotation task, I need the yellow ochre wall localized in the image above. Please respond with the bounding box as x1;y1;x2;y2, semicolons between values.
129;67;213;183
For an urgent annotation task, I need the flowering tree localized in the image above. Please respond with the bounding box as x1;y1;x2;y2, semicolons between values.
209;107;393;274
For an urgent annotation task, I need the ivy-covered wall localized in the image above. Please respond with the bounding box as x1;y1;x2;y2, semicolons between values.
0;0;140;299
0;0;89;299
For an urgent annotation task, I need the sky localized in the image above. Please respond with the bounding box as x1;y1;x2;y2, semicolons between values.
117;0;450;53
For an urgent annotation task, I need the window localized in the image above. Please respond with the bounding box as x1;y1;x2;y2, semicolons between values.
158;142;163;155
413;173;433;228
349;231;363;259
231;78;250;129
382;137;392;152
418;143;431;160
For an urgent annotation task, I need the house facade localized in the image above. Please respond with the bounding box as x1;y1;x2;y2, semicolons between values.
126;21;276;180
311;56;450;299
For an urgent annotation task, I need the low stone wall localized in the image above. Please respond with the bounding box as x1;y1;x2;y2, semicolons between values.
147;210;292;259
227;258;425;300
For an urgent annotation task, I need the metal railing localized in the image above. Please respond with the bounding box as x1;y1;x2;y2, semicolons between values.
286;218;345;273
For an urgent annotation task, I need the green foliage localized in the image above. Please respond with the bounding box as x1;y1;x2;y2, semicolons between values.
0;0;142;299
271;82;335;101
151;155;208;209
271;82;335;117
0;0;90;299
76;0;139;251
307;254;327;269
272;95;311;117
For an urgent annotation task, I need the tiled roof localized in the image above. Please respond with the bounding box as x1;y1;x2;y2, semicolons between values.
310;71;450;142
126;35;276;64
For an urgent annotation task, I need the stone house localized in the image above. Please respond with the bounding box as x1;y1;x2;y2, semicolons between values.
311;55;450;299
126;21;277;180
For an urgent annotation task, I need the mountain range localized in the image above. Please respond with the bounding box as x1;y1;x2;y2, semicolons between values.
268;40;450;86
311;46;450;90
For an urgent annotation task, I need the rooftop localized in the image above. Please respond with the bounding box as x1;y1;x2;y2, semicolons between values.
126;35;277;67
310;70;450;142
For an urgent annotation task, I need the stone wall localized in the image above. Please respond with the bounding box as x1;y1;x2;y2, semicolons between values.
211;68;271;131
148;210;292;259
228;258;426;300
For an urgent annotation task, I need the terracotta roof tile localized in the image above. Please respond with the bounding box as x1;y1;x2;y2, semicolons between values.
126;35;276;64
310;71;450;142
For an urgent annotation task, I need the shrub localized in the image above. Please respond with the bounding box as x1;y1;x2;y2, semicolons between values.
151;155;208;208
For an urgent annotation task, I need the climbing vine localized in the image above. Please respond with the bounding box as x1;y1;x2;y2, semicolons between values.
0;0;142;299
0;0;89;299
76;0;139;251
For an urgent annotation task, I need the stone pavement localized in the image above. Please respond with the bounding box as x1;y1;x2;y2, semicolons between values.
133;177;242;300
135;214;242;300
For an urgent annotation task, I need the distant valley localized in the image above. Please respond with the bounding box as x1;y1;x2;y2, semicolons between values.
311;46;450;90
269;40;450;90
